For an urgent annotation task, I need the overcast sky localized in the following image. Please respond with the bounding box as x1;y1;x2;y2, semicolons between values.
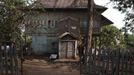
94;0;125;29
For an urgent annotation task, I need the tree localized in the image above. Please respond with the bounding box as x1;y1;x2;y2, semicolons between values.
110;0;134;33
127;34;134;48
0;0;32;47
99;25;125;48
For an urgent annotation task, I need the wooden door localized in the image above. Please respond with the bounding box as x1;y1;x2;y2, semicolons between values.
60;41;75;59
60;41;67;58
67;41;75;58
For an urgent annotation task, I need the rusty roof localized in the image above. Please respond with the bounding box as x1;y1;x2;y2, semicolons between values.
37;0;105;8
39;0;75;8
28;0;107;12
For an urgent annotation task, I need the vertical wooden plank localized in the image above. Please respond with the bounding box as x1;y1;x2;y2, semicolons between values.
7;48;10;75
20;47;24;75
130;51;133;75
5;46;8;75
1;48;4;75
124;50;127;75
9;48;14;75
132;54;134;75
94;38;97;75
92;37;96;74
110;49;113;75
130;52;132;75
13;48;19;75
102;48;106;75
119;49;121;75
0;48;2;75
115;49;119;75
125;50;129;75
97;48;101;75
128;51;132;75
111;49;115;75
106;48;110;75
121;49;125;75
0;46;2;75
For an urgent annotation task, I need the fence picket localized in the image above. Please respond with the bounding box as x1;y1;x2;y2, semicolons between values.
0;48;2;75
0;45;20;75
130;53;133;75
82;48;134;75
106;48;110;75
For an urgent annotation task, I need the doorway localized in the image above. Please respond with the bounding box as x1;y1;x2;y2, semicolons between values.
59;41;76;59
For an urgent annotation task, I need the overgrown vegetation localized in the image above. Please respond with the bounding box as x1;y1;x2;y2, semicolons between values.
0;0;36;47
127;34;134;48
99;25;126;48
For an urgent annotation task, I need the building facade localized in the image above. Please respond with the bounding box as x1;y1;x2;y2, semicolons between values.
24;0;113;59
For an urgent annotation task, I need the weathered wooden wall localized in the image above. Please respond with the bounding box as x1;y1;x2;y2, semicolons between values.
24;10;102;55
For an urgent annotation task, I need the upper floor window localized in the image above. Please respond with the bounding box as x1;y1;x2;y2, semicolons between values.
47;20;56;28
80;19;87;28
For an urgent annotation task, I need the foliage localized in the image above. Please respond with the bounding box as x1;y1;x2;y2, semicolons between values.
0;0;33;47
127;34;134;47
110;0;134;34
99;25;126;48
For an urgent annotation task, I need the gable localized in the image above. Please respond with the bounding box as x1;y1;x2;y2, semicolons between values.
58;32;79;40
57;16;80;38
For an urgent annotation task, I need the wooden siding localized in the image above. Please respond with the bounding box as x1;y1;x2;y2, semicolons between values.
57;16;80;37
24;10;106;55
25;11;102;35
31;35;58;55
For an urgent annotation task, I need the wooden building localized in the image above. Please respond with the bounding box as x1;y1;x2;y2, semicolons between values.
24;0;113;59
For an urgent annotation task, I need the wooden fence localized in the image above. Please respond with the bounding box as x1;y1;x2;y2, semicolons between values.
80;48;134;75
0;46;20;75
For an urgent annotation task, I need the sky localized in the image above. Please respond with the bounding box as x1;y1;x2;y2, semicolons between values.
94;0;125;29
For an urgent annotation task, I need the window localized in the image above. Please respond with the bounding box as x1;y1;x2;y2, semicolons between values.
42;20;45;25
47;20;56;28
51;20;56;28
80;19;88;34
48;20;51;26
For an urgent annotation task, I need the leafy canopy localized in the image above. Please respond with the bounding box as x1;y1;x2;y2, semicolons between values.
100;25;125;48
0;0;33;46
110;0;134;33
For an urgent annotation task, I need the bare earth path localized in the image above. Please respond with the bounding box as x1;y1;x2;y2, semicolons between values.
23;59;80;75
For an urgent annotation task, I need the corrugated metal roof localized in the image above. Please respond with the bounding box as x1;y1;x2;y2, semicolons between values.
27;0;107;13
56;0;74;8
38;0;88;8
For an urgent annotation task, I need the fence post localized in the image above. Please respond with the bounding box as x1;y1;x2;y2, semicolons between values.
0;46;2;75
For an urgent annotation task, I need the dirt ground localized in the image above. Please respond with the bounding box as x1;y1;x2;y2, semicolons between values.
23;58;80;75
